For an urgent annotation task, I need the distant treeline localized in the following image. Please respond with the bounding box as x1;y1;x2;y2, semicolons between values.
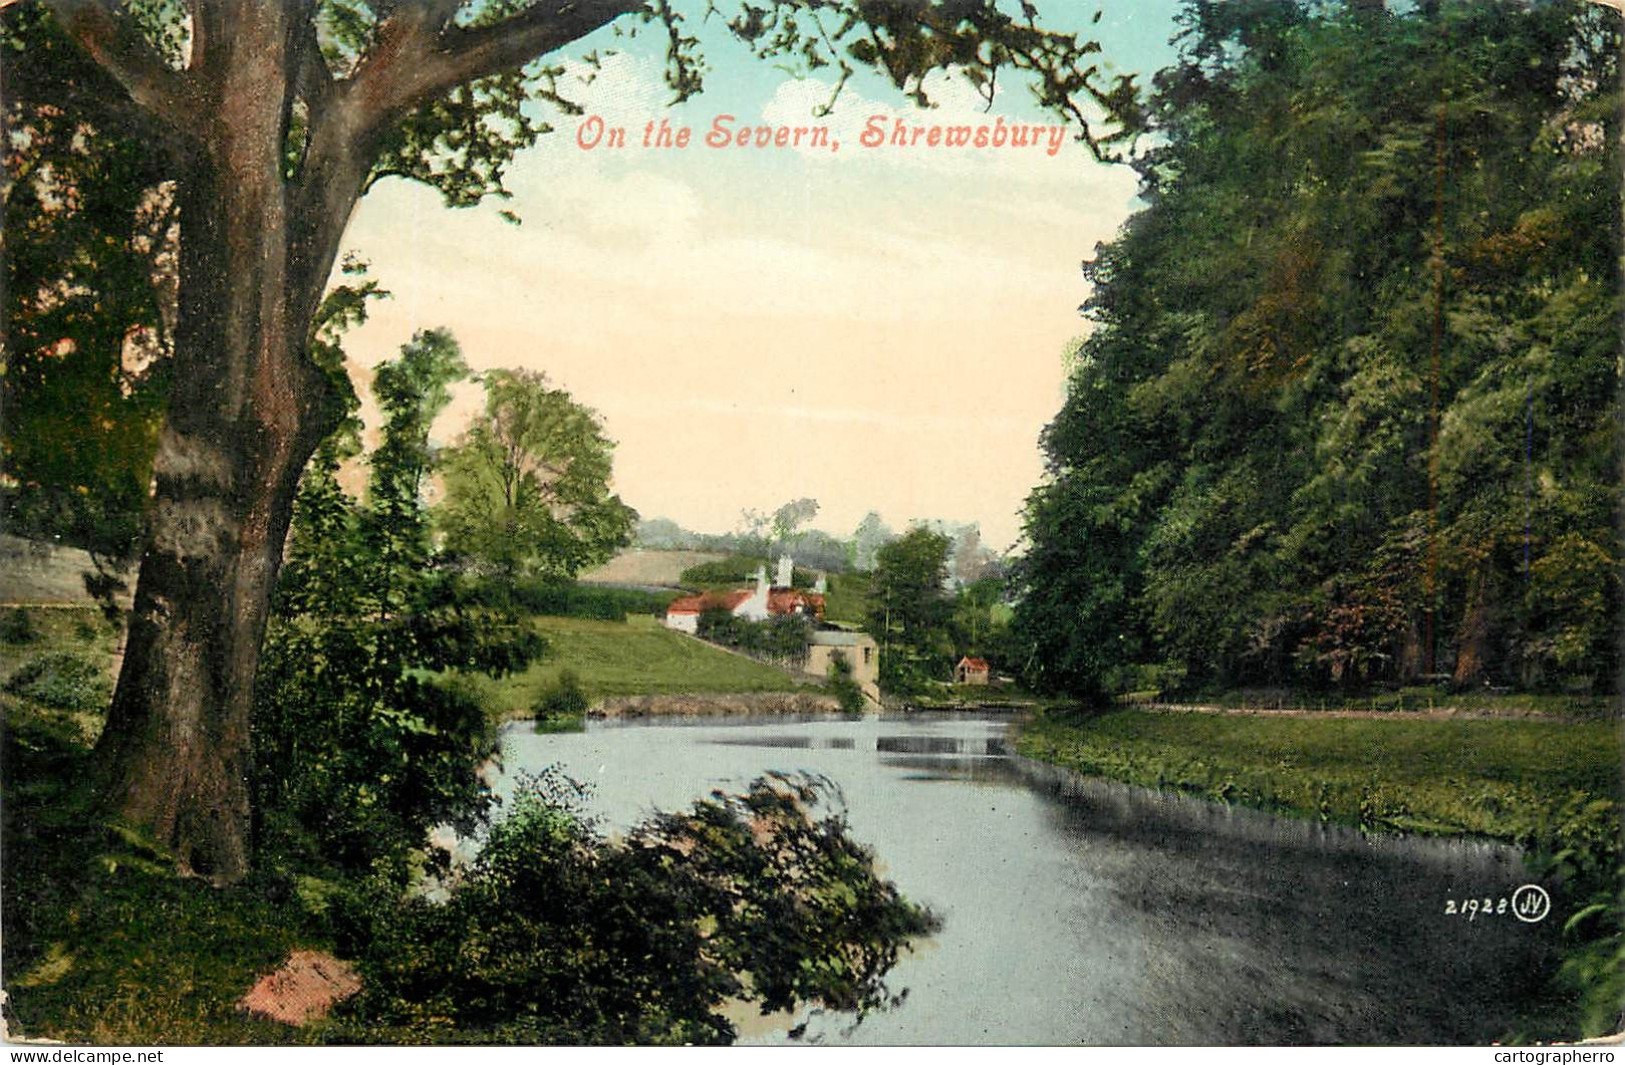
637;513;1007;585
633;516;856;572
1013;0;1621;698
679;558;819;589
471;577;678;622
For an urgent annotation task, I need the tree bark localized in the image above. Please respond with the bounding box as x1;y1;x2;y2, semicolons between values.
90;6;348;883
1452;569;1496;688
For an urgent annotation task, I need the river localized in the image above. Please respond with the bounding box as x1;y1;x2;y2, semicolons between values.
494;712;1560;1045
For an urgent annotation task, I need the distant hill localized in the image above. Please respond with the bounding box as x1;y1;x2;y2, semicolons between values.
577;549;728;589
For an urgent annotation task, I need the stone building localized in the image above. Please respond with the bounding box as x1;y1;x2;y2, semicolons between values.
806;629;881;703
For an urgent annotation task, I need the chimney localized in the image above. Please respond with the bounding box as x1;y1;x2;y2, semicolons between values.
814;574;827;595
776;555;793;588
755;564;769;592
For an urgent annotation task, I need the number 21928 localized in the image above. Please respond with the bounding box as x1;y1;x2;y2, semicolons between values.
1444;896;1508;920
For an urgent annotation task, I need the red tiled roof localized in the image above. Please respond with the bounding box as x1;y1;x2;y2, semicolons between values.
666;590;753;615
767;589;825;617
957;656;990;672
668;588;827;618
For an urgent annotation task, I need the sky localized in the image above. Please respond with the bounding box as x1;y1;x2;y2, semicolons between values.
337;1;1187;552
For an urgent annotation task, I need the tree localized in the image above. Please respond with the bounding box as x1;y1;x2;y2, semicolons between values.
777;527;850;573
951;574;1006;659
1;3;174;561
826;651;867;714
358;328;468;616
947;523;1004;586
848;511;894;572
1012;0;1621;699
14;0;1135;881
257;324;544;878
338;773;936;1042
866;526;953;693
769;497;819;544
438;368;636;581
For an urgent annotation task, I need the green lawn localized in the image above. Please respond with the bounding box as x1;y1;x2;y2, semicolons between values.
1;607;317;1045
820;572;870;627
472;615;805;716
1017;708;1622;846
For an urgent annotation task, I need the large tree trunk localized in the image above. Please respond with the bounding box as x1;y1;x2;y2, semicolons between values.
91;9;347;883
46;0;636;885
1452;569;1497;688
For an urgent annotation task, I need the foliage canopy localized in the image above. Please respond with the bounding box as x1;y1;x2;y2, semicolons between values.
439;369;637;581
1013;0;1622;699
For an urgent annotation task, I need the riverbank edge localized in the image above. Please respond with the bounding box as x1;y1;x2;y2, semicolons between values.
1127;698;1615;724
1009;708;1624;1042
1010;708;1622;846
591;691;845;719
523;689;857;731
531;692;1039;730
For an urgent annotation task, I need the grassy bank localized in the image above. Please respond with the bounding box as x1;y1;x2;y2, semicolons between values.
820;572;870;627
467;615;805;723
1;607;320;1044
1016;708;1621;842
904;683;1045;708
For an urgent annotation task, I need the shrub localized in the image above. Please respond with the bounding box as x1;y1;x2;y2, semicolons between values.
0;608;37;645
878;652;949;698
697;610;811;668
329;772;937;1044
533;670;590;729
680;558;767;587
3;652;110;712
474;577;676;621
680;558;819;589
828;652;867;715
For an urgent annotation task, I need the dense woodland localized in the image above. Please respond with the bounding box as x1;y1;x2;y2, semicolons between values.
1013;0;1622;699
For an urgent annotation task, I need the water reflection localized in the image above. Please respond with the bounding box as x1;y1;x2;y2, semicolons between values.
708;732;1009;757
498;714;1557;1045
876;735;1009;756
708;734;814;749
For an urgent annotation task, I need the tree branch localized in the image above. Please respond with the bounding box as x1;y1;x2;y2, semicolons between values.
41;0;195;127
354;0;644;124
293;8;336;115
420;0;467;32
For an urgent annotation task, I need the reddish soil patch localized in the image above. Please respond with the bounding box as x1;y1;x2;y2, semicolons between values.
238;950;361;1026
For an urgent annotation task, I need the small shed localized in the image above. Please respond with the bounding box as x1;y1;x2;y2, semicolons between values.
955;656;991;686
807;629;881;702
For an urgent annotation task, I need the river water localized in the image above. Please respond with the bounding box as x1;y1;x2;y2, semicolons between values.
495;713;1559;1045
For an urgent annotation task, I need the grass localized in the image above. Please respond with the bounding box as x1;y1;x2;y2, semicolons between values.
820;572;870;627
1;608;320;1045
468;615;805;719
0;606;120;745
907;683;1044;707
1129;686;1615;719
1016;708;1622;846
576;548;728;588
